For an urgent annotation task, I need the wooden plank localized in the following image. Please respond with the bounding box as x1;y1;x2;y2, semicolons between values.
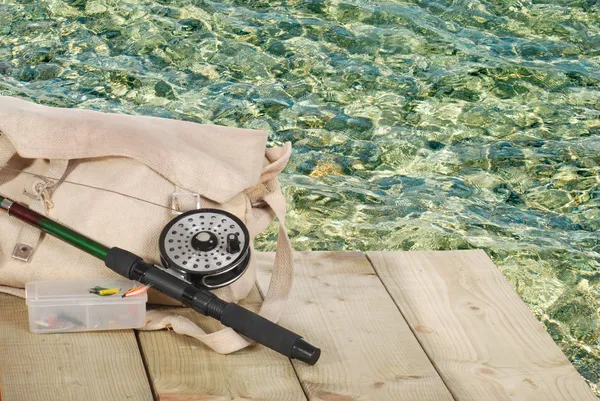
367;250;597;401
137;286;307;401
256;251;455;401
0;293;153;401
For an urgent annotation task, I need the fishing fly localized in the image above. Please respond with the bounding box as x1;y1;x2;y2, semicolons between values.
122;284;152;298
89;286;121;296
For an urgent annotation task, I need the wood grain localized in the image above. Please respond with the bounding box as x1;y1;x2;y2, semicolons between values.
367;250;597;401
137;286;307;401
0;293;153;401
256;251;454;401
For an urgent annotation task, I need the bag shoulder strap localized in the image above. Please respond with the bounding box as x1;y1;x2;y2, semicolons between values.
0;134;15;166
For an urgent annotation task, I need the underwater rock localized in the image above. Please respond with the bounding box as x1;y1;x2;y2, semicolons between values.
110;71;142;89
86;1;108;15
154;81;176;100
19;67;39;82
305;0;328;14
549;295;600;344
37;64;61;80
324;115;349;131
151;6;180;19
179;18;203;31
527;189;572;211
380;141;418;168
460;108;488;127
310;160;344;177
257;98;293;116
99;29;121;39
266;41;290;57
333;140;381;166
493;183;522;205
332;3;373;24
65;0;88;11
283;82;313;99
347;117;374;133
265;21;305;41
164;37;196;61
296;159;318;175
0;62;10;75
22;47;54;63
579;209;600;231
425;140;445;150
488;141;526;170
325;26;356;49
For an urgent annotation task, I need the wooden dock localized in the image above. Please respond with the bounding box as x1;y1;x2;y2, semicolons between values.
0;251;596;401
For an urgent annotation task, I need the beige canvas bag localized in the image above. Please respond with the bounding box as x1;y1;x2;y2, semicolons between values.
0;96;294;354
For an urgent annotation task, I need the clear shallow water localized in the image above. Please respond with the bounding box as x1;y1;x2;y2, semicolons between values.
1;0;599;392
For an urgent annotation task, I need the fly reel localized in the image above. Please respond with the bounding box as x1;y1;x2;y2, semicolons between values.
158;209;251;289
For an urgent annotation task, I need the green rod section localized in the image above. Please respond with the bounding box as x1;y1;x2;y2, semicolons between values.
38;216;110;260
5;199;110;260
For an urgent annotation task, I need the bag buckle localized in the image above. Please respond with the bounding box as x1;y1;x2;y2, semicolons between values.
171;192;201;215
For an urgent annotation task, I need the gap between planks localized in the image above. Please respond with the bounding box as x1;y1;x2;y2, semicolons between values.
136;286;308;401
364;252;460;401
366;250;598;401
136;330;159;401
255;251;455;401
255;278;311;401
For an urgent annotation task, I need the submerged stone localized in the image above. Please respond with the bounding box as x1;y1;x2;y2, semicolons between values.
19;67;39;82
425;140;445;150
0;62;10;75
179;19;202;31
37;64;61;80
155;81;176;99
347;117;373;133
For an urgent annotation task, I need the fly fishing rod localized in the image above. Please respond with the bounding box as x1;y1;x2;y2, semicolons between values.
0;195;320;365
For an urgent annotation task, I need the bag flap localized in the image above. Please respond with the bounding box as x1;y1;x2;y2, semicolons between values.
0;96;269;204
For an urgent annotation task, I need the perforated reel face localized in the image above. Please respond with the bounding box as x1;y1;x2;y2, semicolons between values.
158;209;251;289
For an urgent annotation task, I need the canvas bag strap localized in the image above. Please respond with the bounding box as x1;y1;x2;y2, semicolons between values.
0;134;15;166
13;159;69;262
254;189;293;322
142;188;294;354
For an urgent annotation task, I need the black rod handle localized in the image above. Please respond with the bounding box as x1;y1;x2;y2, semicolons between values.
220;303;320;365
105;247;321;364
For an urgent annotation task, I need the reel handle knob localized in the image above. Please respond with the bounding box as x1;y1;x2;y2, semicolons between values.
226;233;241;254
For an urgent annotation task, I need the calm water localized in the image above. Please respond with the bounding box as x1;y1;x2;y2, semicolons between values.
1;0;599;393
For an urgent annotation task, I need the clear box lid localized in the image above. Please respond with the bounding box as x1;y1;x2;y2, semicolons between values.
26;278;148;306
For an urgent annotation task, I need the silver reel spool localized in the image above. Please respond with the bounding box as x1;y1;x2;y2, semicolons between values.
158;209;251;289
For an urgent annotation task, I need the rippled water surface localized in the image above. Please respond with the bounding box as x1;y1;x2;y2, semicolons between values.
1;0;600;393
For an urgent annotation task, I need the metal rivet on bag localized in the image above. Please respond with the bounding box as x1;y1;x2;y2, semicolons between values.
12;243;34;262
